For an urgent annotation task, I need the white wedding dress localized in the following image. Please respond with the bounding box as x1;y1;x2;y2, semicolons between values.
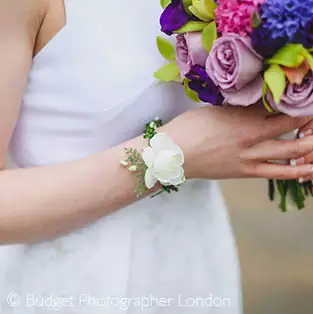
0;0;242;313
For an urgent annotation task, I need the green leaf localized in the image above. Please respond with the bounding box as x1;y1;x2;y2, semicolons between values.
188;6;210;21
182;0;193;15
267;44;305;68
154;62;180;82
175;21;208;33
306;53;313;70
184;79;200;102
301;48;313;71
264;64;286;103
202;21;217;53
251;11;262;29
262;82;274;113
189;0;217;21
160;0;171;9
156;36;176;61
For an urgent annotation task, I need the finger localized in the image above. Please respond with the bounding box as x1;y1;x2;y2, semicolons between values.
258;115;312;140
298;120;313;138
250;163;313;180
298;176;313;184
243;136;313;161
290;152;313;166
245;100;275;116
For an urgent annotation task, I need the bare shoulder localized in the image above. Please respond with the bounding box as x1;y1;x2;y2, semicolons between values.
0;0;49;49
35;0;67;56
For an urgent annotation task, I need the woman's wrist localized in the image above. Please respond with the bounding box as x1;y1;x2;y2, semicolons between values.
121;119;188;197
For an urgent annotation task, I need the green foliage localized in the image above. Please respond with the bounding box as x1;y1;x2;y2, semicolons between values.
262;82;274;113
154;62;180;82
273;180;306;212
267;44;305;68
184;79;200;102
188;0;217;21
124;148;148;198
202;21;217;53
156;36;176;61
251;11;262;28
264;64;286;103
144;119;163;140
182;0;193;15
175;21;208;33
160;0;171;9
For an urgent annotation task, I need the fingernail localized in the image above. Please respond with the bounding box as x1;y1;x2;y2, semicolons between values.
299;129;313;138
290;157;305;166
290;159;297;166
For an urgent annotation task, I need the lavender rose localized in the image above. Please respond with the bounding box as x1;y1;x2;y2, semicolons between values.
267;72;313;117
176;32;208;78
206;34;264;106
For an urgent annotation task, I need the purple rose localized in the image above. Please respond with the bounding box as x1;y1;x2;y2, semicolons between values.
175;33;208;78
206;34;264;106
160;0;190;35
267;72;313;117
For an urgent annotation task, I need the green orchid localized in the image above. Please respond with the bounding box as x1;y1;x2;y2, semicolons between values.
188;0;217;22
267;44;313;70
264;44;313;104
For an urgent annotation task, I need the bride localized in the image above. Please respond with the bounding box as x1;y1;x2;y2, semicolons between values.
1;0;313;313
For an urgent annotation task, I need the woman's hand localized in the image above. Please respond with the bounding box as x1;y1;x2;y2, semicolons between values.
163;105;313;180
289;120;313;182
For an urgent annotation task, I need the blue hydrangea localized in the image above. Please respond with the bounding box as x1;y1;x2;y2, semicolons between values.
252;0;313;57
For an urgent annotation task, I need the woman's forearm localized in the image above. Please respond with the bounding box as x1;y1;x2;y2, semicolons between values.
0;135;159;244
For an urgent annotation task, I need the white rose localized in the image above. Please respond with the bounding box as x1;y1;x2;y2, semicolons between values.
142;133;185;189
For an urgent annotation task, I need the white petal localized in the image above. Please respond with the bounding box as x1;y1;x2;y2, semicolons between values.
141;147;154;168
144;169;158;189
155;166;184;185
168;169;186;186
172;148;185;166
150;133;176;152
153;150;173;172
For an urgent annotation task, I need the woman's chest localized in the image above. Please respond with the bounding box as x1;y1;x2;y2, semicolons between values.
13;0;200;165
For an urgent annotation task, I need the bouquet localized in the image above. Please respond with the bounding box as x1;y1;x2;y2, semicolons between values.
154;0;313;211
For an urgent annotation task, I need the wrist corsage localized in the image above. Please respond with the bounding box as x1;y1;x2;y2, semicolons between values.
120;118;186;198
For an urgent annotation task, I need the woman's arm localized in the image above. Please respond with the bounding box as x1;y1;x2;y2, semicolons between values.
1;0;313;244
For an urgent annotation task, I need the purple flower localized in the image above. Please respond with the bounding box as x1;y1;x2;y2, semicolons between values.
251;24;287;58
160;0;190;35
303;18;313;48
206;34;264;106
267;71;313;116
175;33;208;78
185;65;224;105
252;0;313;55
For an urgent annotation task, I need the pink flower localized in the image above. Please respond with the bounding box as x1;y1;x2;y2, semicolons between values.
206;34;263;106
175;32;208;78
215;0;265;36
267;72;313;117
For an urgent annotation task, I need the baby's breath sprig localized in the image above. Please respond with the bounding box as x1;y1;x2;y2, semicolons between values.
144;118;163;141
121;148;148;198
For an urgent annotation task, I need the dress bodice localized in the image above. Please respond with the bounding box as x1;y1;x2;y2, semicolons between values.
9;0;201;166
2;2;242;313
